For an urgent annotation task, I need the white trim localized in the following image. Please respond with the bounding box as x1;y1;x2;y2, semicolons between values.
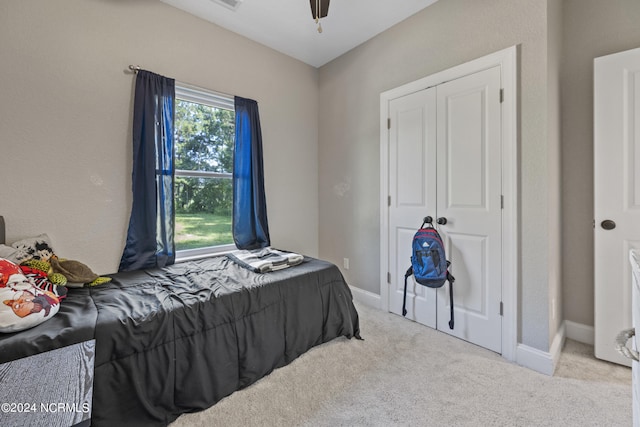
550;321;567;372
175;82;234;110
175;170;232;179
516;345;555;376
349;285;381;309
564;320;595;345
379;89;390;313
175;244;236;262
379;45;519;362
500;46;518;363
516;323;566;376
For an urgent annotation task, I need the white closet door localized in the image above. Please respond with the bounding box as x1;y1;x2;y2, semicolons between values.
388;87;438;328
594;47;640;366
435;66;503;353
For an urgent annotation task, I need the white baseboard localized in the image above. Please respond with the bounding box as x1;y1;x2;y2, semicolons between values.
349;285;381;309
564;320;594;345
516;322;566;376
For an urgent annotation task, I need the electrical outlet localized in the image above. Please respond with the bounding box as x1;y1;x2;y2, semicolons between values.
343;258;349;270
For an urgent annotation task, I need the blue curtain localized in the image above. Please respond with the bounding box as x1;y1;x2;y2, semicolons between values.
119;70;175;272
233;96;270;250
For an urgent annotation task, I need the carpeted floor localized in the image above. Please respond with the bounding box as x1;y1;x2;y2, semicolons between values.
171;303;632;426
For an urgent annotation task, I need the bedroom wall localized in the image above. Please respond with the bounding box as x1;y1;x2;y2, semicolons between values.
318;0;555;352
0;0;319;274
561;0;640;327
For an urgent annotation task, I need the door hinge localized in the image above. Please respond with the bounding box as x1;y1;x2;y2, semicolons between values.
387;272;391;284
387;118;391;129
501;195;504;209
499;301;504;316
388;195;391;207
500;88;504;103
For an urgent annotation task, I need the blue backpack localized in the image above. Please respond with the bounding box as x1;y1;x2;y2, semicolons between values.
402;217;455;329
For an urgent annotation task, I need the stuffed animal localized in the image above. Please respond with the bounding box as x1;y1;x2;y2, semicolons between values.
4;234;111;290
19;264;68;299
21;257;111;289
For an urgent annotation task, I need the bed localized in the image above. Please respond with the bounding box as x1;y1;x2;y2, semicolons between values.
0;217;361;426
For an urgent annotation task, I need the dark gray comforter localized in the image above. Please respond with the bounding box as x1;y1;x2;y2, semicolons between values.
0;256;361;426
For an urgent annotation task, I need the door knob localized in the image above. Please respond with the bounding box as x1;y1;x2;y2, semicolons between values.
437;217;448;225
601;219;616;230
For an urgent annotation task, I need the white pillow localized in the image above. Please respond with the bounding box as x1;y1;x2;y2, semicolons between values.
0;244;19;264
10;234;55;263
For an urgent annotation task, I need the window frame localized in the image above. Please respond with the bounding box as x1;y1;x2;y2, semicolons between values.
174;82;236;262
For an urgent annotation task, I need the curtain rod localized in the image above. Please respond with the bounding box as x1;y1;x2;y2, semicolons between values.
127;64;234;100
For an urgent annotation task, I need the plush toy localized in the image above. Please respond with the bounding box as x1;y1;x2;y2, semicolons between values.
19;265;68;299
21;257;111;289
5;234;111;289
0;258;62;333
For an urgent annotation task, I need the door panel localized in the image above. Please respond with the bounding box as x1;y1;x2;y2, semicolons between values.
436;66;502;353
397;108;427;206
595;47;640;366
447;89;486;209
388;88;437;328
446;233;487;315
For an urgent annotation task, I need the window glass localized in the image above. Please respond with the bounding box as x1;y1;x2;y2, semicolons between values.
174;85;235;256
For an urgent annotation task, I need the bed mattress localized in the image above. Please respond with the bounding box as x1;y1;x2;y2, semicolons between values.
0;255;360;426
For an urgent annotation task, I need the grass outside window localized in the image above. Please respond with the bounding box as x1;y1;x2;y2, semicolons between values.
175;213;233;251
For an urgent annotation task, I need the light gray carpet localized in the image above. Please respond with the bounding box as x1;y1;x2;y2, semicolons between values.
171;303;632;426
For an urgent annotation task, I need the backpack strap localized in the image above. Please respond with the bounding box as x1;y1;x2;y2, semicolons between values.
402;266;413;317
404;262;455;330
447;269;455;329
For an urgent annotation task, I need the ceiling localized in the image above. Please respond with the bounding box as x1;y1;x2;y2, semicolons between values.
159;0;440;68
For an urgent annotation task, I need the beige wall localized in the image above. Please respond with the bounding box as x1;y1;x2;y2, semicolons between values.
0;0;319;274
318;0;553;350
561;0;640;327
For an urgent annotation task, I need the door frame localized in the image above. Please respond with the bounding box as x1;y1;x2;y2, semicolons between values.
379;45;518;362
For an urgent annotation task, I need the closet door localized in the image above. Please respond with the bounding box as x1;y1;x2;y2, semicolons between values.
382;47;517;357
388;87;438;328
435;66;503;353
385;67;503;353
594;47;640;366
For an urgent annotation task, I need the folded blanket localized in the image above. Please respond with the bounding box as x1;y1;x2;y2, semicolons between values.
226;247;304;273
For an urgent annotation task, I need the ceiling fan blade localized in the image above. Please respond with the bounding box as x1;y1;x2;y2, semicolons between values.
310;0;330;19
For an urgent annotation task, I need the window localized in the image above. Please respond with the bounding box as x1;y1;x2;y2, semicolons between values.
174;83;235;258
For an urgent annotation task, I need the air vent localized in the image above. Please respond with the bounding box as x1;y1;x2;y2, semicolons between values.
211;0;243;11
